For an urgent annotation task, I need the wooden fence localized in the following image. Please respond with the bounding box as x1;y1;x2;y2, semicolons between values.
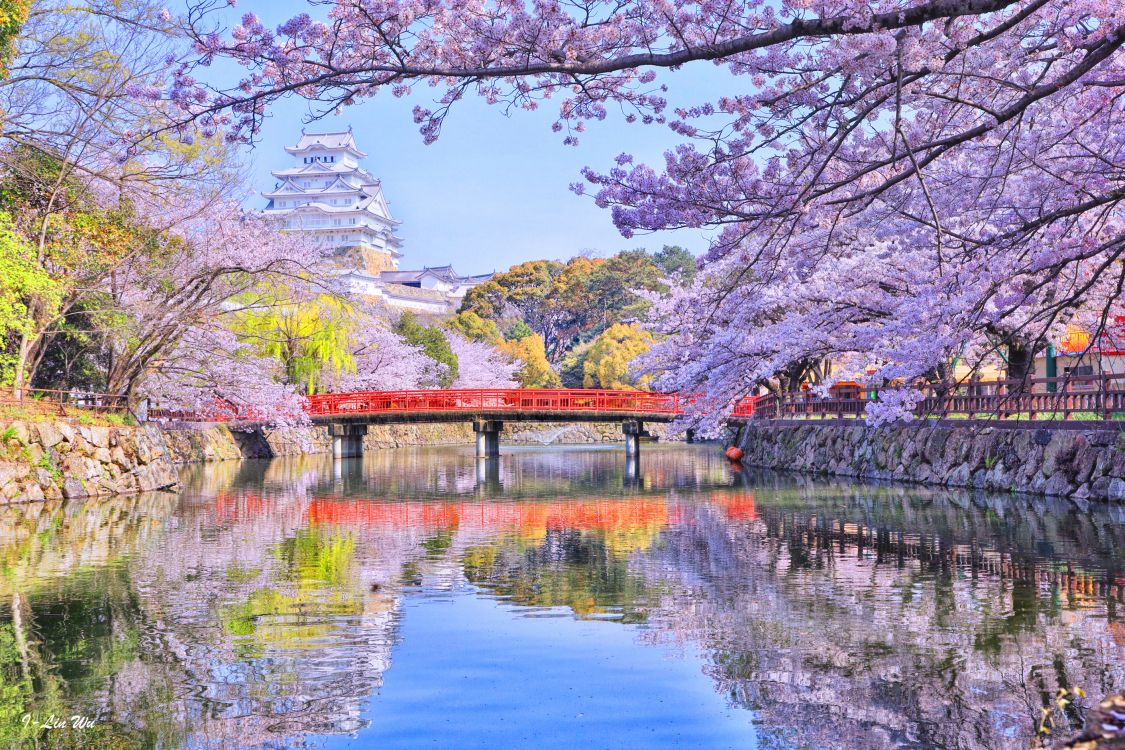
745;375;1125;422
0;389;129;418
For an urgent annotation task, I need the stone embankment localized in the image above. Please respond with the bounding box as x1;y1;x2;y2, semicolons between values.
0;421;181;502
736;421;1125;501
0;418;671;502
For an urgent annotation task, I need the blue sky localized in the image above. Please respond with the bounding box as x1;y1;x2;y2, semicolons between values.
231;0;727;275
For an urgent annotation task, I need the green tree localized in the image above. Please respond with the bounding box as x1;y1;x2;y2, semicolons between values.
0;213;58;386
396;311;458;387
234;292;356;394
505;321;534;341
583;324;654;390
460;259;588;361
584;250;666;327
558;339;593;388
445;310;502;344
0;0;27;80
460;252;669;363
653;245;696;283
0;147;162;395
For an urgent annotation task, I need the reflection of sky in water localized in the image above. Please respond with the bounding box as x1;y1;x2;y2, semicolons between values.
324;595;757;749
0;444;1122;750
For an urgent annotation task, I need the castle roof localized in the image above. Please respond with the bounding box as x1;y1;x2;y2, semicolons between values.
379;265;492;285
285;130;367;158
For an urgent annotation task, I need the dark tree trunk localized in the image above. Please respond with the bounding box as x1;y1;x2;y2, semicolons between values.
1006;339;1036;395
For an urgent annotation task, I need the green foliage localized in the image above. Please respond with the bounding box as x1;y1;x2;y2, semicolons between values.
0;147;160;393
396;312;458;387
653;245;697;283
558;340;593;388
30;299;107;392
445;310;502;344
505;321;534;341
460;259;562;321
233;292;357;394
0;213;59;386
34;450;60;483
459;250;669;367
0;0;26;81
584;249;667;324
583;324;654;389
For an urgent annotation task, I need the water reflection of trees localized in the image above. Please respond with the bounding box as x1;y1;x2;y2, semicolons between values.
3;452;1124;750
462;527;662;622
126;490;421;747
640;477;1125;750
0;493;185;748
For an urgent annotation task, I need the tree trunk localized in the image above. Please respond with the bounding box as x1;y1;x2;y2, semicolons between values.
1006;339;1036;395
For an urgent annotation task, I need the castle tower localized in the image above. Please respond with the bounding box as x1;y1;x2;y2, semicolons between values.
262;130;403;271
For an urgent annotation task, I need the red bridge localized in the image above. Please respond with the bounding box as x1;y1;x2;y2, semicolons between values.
154;388;759;459
308;388;759;459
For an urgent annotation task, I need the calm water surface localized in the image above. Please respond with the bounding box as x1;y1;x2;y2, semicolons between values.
1;444;1124;749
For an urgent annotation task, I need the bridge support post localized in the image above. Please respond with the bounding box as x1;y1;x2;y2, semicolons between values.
329;423;367;460
473;419;503;458
622;419;644;459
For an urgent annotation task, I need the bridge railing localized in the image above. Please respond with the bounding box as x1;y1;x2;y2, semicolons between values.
306;388;689;417
141;389;765;424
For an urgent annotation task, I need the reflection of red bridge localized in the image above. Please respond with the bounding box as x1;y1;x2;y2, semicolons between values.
153;389;761;458
307;497;683;533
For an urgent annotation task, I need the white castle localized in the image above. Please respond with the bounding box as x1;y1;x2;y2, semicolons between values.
263;129;491;314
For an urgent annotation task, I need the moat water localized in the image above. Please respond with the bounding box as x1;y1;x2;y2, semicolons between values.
1;444;1123;749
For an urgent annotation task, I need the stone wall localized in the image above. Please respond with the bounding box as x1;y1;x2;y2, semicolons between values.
0;420;181;502
736;421;1125;501
0;416;677;503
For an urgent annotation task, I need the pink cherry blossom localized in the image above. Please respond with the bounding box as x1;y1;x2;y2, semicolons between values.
165;0;1124;424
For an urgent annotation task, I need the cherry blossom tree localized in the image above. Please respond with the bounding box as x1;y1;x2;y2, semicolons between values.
143;325;309;425
448;333;520;388
102;192;321;421
328;320;447;391
167;0;1124;422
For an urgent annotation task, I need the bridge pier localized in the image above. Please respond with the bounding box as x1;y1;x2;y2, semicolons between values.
473;419;503;458
329;423;367;459
623;420;644;459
